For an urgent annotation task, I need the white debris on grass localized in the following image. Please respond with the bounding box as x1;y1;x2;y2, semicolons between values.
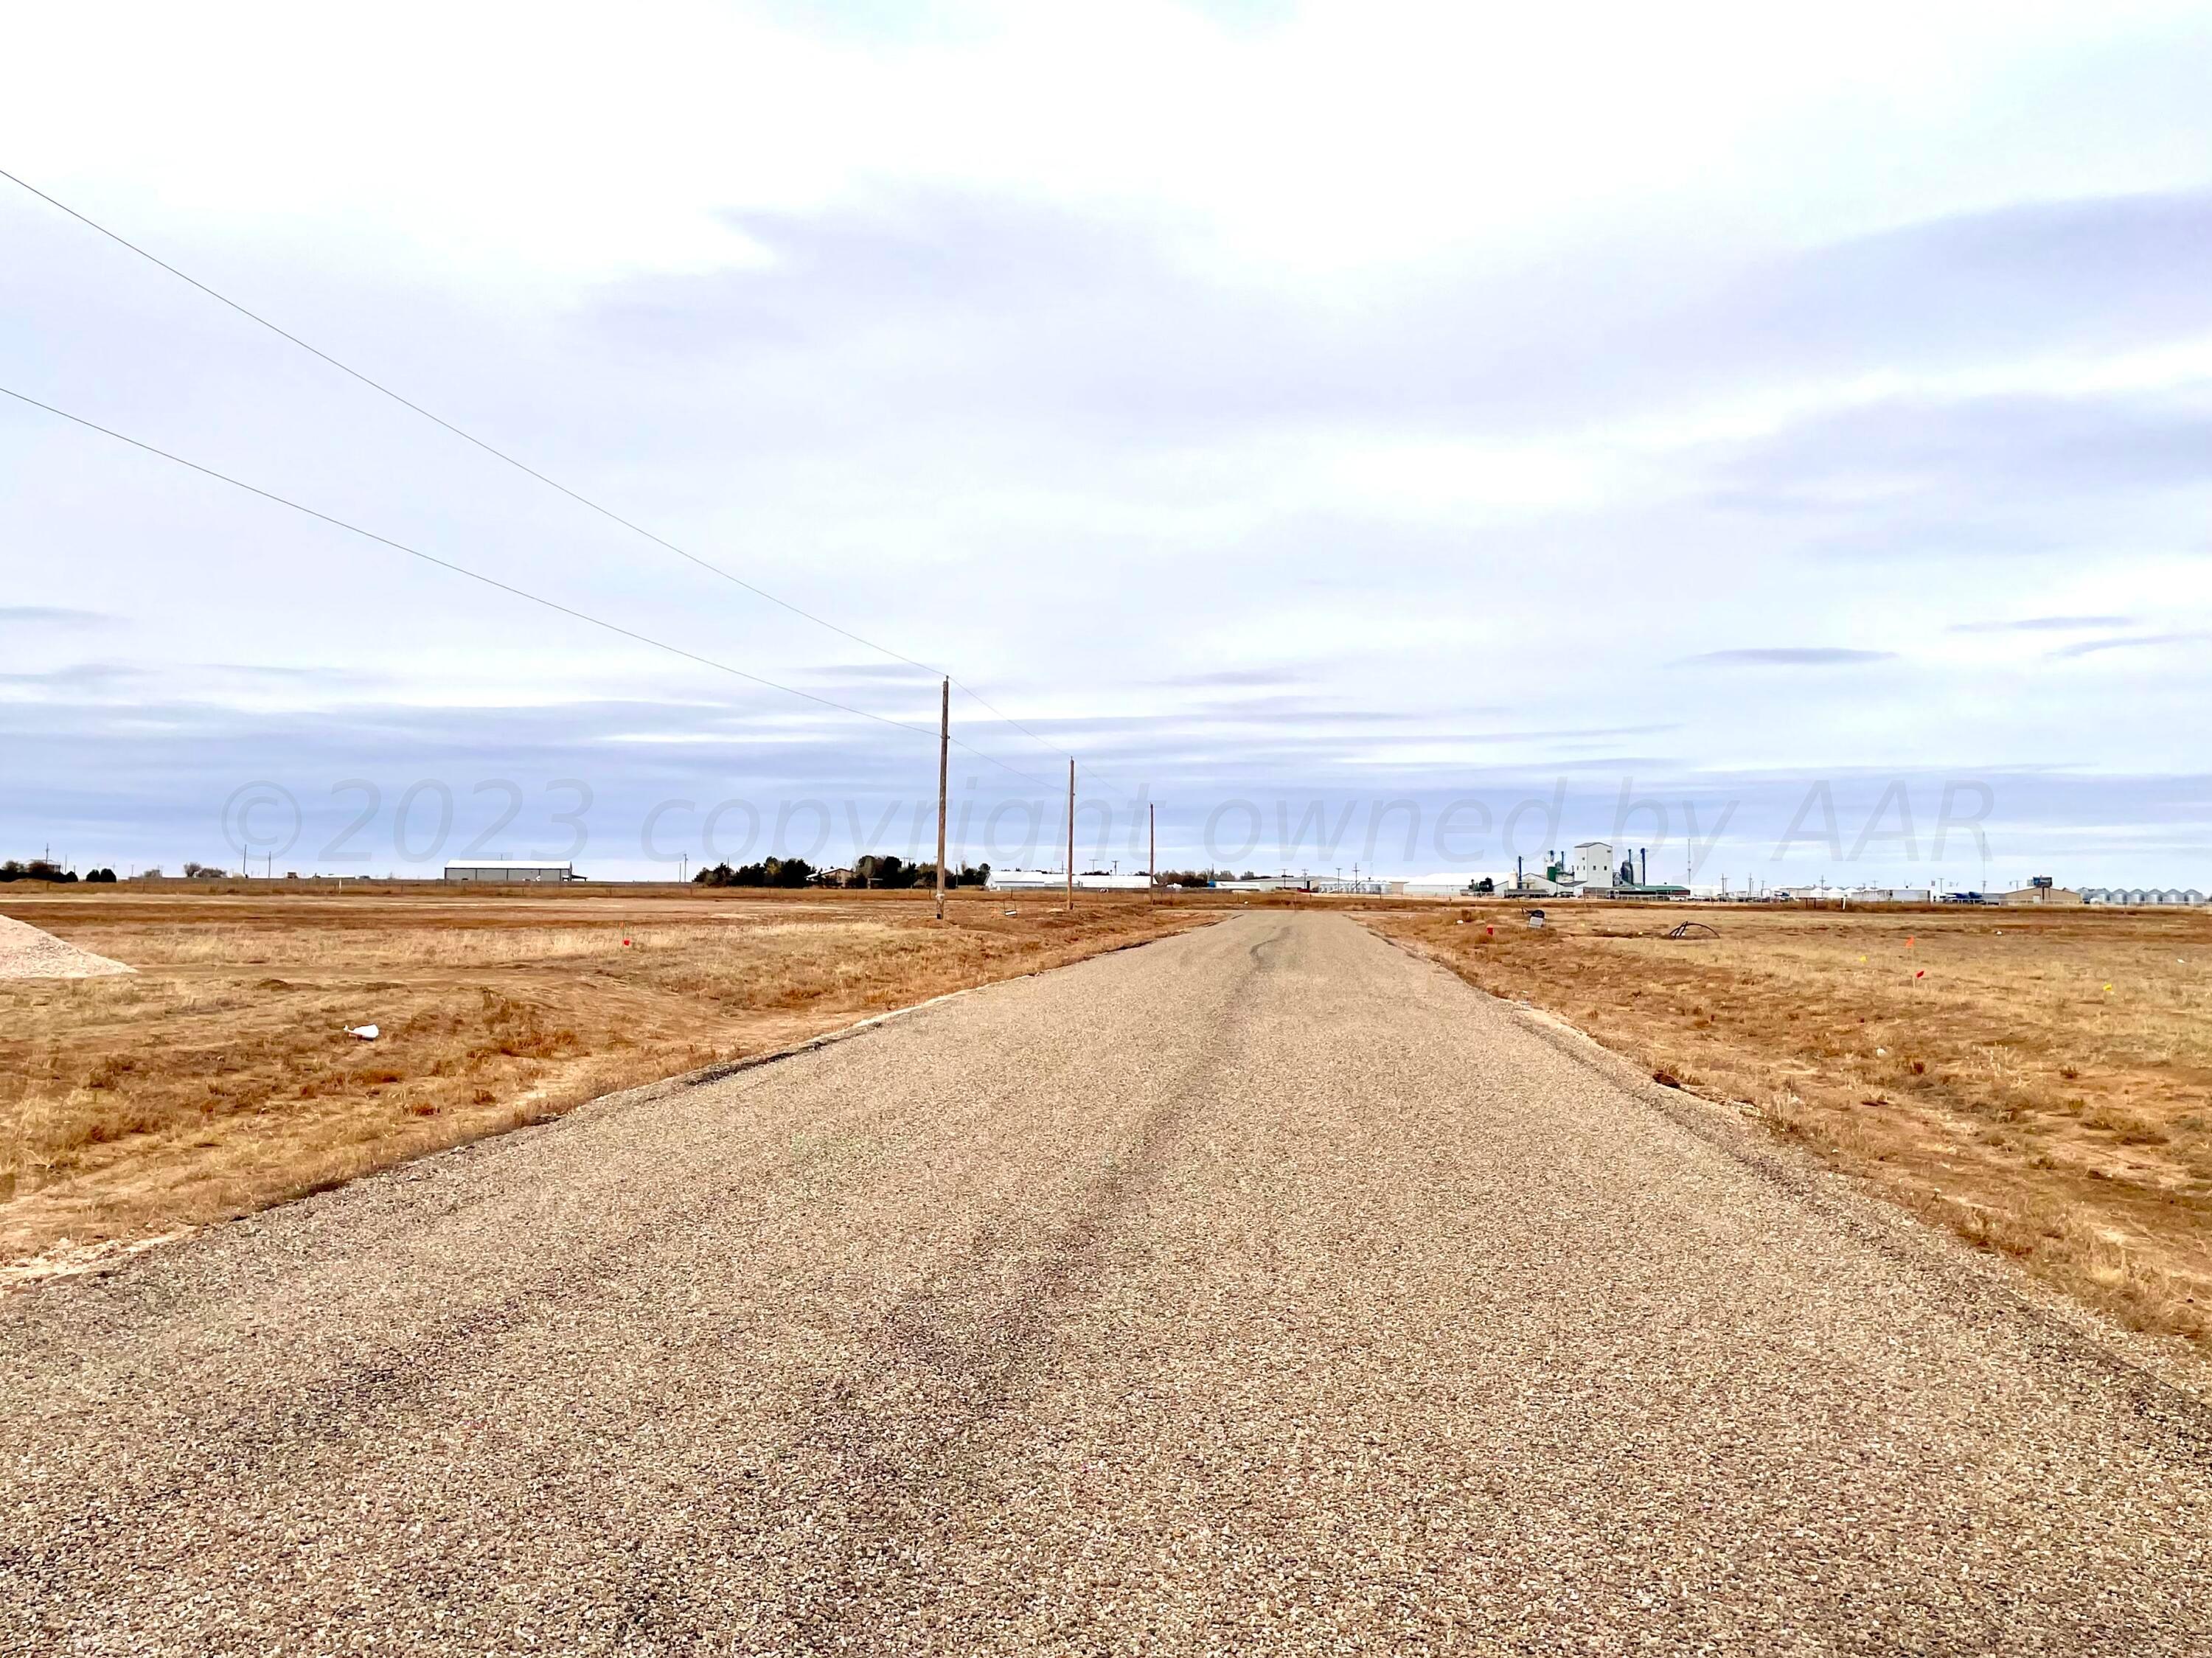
0;912;135;980
347;1025;380;1040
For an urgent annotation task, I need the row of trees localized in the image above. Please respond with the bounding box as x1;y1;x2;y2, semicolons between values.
694;857;819;888
2;857;1503;893
849;855;990;889
0;860;119;883
0;860;263;882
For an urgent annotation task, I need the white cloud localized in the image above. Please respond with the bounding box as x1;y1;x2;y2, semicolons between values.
7;1;2209;288
3;1;2210;876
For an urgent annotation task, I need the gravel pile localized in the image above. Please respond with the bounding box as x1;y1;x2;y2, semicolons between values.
0;912;134;980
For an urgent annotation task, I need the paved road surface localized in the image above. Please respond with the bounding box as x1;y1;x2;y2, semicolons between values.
4;913;2208;1654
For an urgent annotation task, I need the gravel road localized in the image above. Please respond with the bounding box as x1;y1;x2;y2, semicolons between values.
4;912;2208;1654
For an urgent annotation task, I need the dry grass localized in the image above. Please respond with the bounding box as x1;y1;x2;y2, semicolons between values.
1363;900;2212;1348
20;880;2206;1350
0;885;1208;1267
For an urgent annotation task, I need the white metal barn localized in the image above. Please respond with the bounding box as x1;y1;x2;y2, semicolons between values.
442;860;576;884
984;868;1062;890
1399;872;1500;897
984;869;1149;891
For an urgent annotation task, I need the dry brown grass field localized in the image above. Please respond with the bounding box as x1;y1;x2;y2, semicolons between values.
1364;900;2212;1348
0;883;1210;1272
11;884;2210;1354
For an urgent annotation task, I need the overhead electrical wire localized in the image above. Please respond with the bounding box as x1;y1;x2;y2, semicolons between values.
0;383;1062;792
948;677;1129;793
0;167;1132;795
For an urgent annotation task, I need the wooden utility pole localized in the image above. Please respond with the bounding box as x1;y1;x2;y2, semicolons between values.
934;677;949;922
1065;758;1076;912
1149;802;1156;904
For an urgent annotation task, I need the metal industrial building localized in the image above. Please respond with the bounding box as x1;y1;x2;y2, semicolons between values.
1998;882;2081;905
985;869;1150;891
442;860;577;884
1572;841;1616;889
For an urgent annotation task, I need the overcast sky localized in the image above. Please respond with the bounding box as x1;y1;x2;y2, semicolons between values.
4;1;2209;885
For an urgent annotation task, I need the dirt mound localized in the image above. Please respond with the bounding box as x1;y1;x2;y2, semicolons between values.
0;913;135;980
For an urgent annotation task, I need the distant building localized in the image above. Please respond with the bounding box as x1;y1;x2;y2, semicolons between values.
1500;874;1565;899
1778;883;1840;902
987;868;1067;890
1398;872;1503;897
443;860;576;883
1998;885;2081;905
1571;840;1615;891
986;869;1150;891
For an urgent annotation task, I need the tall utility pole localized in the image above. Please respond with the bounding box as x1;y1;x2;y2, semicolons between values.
1149;802;1156;905
934;677;950;922
1065;758;1076;912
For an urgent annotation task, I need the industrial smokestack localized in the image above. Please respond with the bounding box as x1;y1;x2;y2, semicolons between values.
1640;847;1647;885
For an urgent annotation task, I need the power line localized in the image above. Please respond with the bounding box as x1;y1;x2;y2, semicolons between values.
948;677;1131;795
0;383;1059;790
0;167;942;678
2;167;1132;791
